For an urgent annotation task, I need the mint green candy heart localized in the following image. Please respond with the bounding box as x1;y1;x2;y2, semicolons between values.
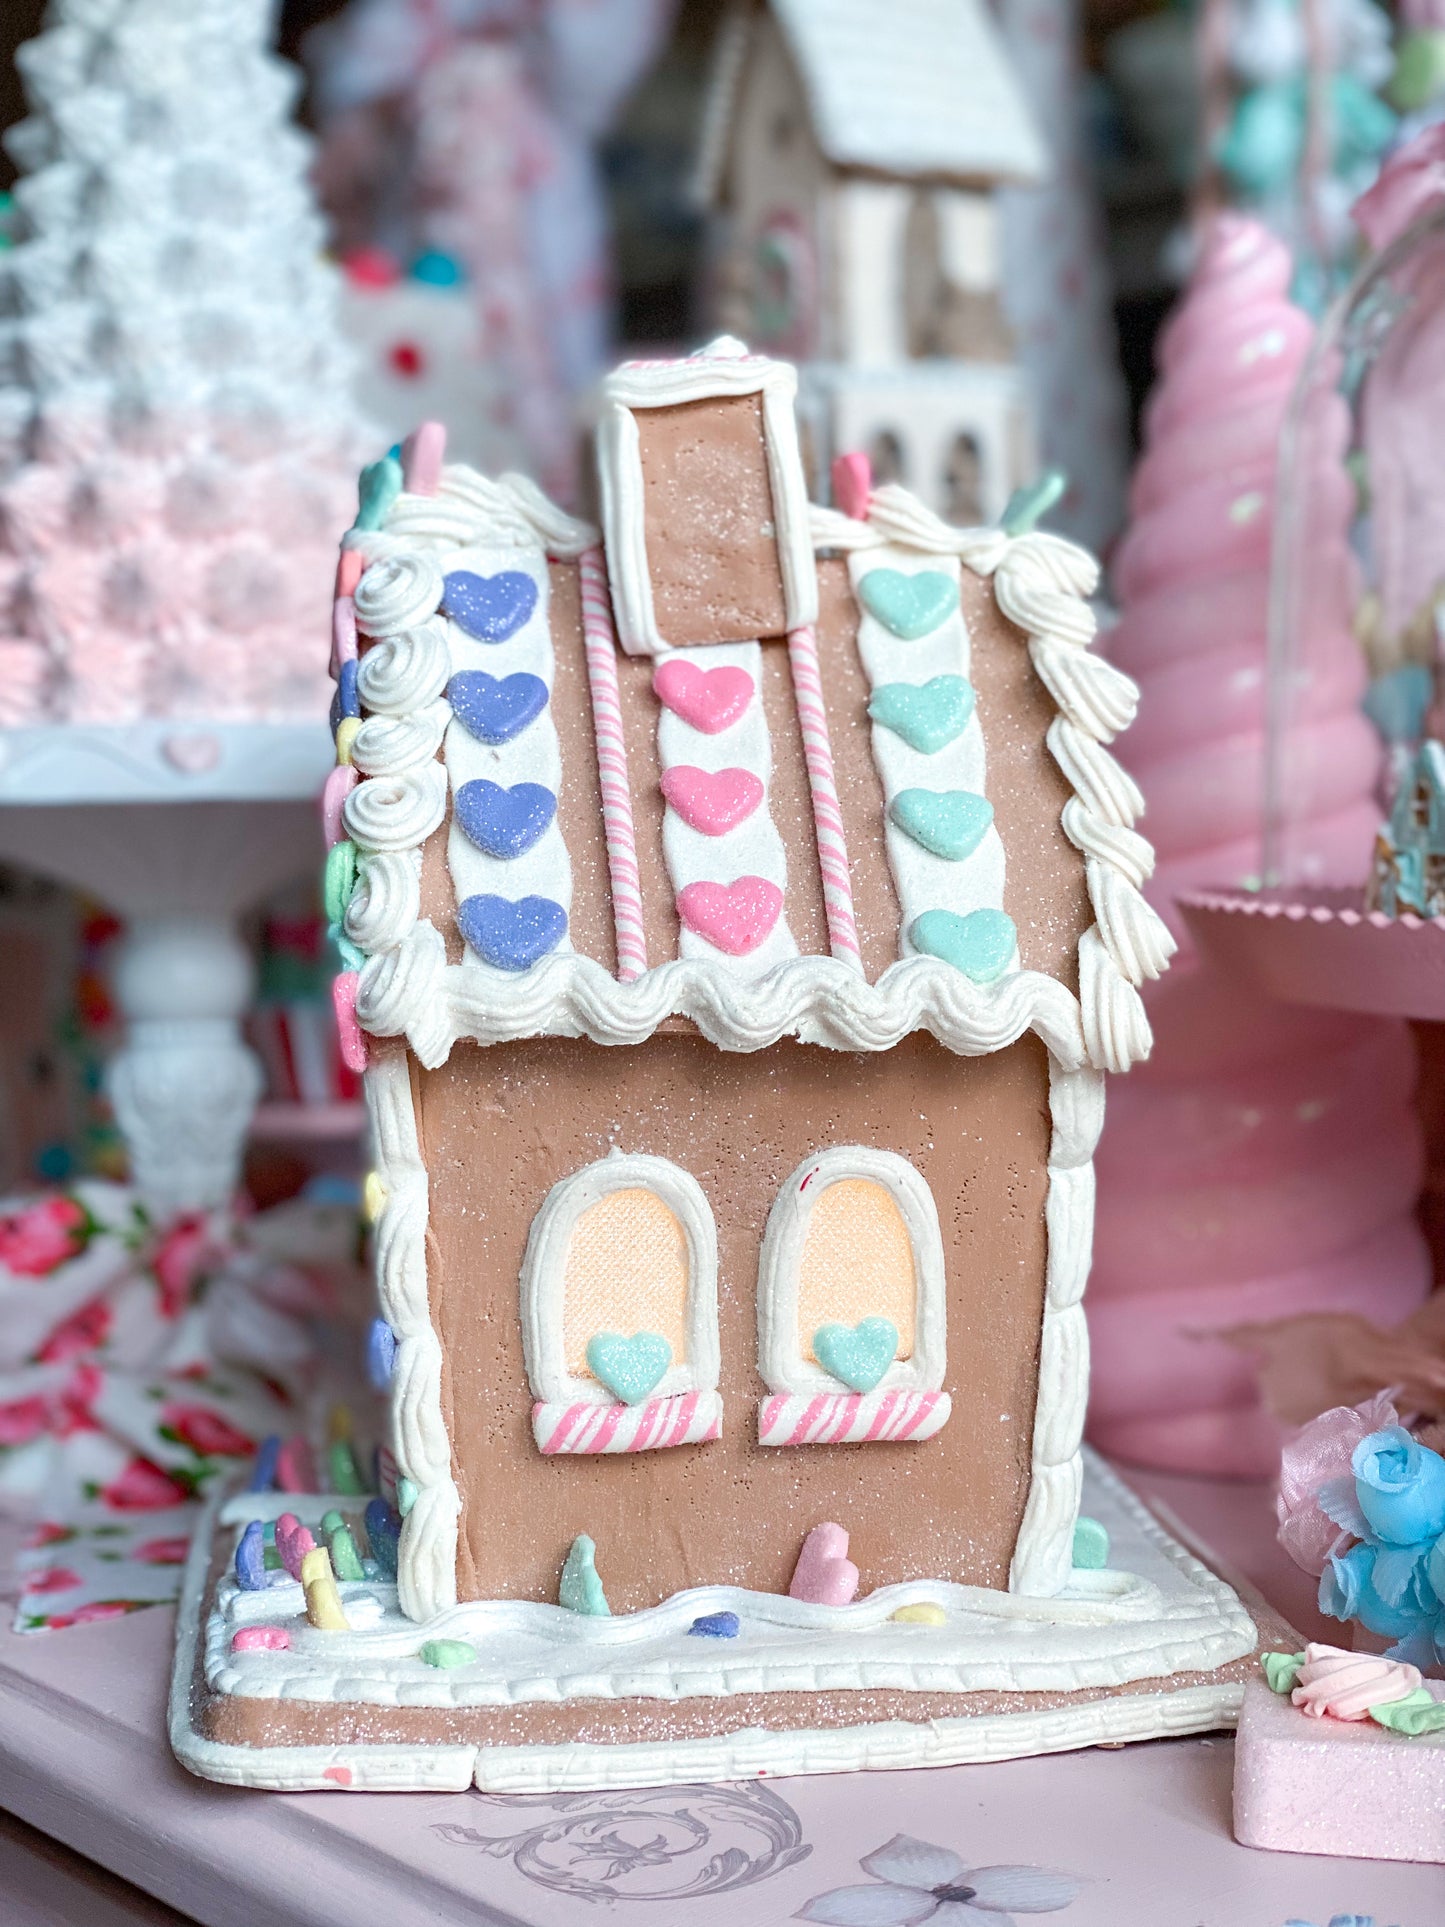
858;568;959;640
559;1533;610;1616
868;676;974;754
323;840;358;924
911;907;1017;984
890;788;994;862
421;1638;476;1669
1072;1515;1110;1570
585;1330;671;1405
813;1316;899;1393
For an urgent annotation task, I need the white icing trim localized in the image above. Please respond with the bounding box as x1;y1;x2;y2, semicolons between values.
597;339;818;655
756;1147;946;1399
520;1151;720;1409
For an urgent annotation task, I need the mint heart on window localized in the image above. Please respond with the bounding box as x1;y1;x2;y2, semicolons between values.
585;1331;672;1405
812;1317;899;1394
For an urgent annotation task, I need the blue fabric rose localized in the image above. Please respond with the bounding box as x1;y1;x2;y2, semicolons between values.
1351;1427;1445;1546
1319;1542;1435;1640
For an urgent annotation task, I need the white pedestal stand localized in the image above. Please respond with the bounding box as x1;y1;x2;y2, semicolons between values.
0;724;334;1215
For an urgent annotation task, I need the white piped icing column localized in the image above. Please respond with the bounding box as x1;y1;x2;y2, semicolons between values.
848;546;1016;984
655;643;798;972
439;547;573;975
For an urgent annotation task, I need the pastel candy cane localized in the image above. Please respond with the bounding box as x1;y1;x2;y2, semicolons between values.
787;622;862;971
757;1390;951;1447
531;1389;722;1455
579;547;647;981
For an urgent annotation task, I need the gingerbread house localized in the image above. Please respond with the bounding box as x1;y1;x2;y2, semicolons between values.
696;0;1047;520
174;343;1271;1795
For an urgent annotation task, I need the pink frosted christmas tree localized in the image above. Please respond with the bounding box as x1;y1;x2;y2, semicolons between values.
1088;216;1432;1475
0;0;367;724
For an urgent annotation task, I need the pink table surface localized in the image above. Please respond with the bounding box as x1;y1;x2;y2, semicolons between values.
0;1473;1439;1927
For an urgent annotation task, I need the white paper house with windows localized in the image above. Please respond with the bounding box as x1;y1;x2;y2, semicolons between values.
337;340;1169;1622
696;0;1048;522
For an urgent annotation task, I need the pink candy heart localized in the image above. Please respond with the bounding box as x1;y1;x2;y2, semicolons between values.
660;765;764;836
677;876;783;955
832;451;872;522
789;1522;860;1606
654;658;755;735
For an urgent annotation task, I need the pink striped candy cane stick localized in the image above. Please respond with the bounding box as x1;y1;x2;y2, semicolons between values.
787;623;863;971
579;547;648;981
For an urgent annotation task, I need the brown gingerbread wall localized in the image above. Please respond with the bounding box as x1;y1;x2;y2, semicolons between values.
412;1028;1055;1612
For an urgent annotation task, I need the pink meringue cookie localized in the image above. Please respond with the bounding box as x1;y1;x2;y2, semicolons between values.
1291;1643;1423;1721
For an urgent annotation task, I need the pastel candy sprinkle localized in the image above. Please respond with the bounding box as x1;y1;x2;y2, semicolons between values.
441;569;538;644
910;907;1018;984
301;1546;350;1630
277;1517;316;1580
454;779;558;860
1073;1516;1110;1569
788;1522;860;1606
890;1602;946;1626
334;717;362;766
868;676;974;755
676;875;783;956
355;454;402;531
320;1510;345;1536
688;1611;740;1639
331;596;358;676
362;1171;387;1223
396;1477;417;1516
321;764;358;848
328;1439;366;1496
331;658;360;730
812;1317;899;1394
401;420;445;496
1001;469;1067;537
457;894;568;972
336;549;363;598
653;657;754;734
276;1436;316;1493
585;1330;672;1405
328;1523;365;1582
248;1434;281;1492
232;1625;290;1653
364;1498;400;1577
331;923;364;972
366;1317;397;1390
420;1638;477;1669
857;568;959;640
323;840;358;924
832;450;872;521
447;670;549;746
234;1520;266;1590
559;1534;611;1616
889;788;994;862
332;971;367;1073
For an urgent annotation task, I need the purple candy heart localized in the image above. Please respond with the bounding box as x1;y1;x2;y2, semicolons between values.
447;671;548;745
457;894;567;971
455;780;557;860
687;1610;741;1639
235;1520;267;1591
442;569;537;644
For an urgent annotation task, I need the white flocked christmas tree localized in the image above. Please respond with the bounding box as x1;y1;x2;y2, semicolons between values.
0;0;368;724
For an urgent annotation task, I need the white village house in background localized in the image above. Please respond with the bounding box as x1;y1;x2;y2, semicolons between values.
696;0;1048;523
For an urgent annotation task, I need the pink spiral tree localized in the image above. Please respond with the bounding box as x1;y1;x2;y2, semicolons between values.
1088;216;1432;1475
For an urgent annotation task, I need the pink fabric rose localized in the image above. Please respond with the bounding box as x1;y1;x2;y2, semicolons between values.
134;1536;190;1565
161;1403;253;1459
1355;125;1445;253
36;1295;112;1364
99;1458;191;1510
24;1566;82;1595
0;1196;86;1277
0;1394;53;1446
1291;1642;1423;1720
1277;1390;1399;1575
24;1520;74;1549
152;1217;215;1319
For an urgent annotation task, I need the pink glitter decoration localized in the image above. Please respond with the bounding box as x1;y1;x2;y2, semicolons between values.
231;1626;291;1653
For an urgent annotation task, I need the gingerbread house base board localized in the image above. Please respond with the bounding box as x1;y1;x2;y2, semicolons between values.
171;1454;1273;1794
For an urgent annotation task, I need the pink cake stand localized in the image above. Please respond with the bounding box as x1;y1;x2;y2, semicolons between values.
1180;885;1445;1022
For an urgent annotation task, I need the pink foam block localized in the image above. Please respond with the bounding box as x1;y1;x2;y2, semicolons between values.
1233;1676;1445;1862
788;1522;860;1605
231;1625;291;1653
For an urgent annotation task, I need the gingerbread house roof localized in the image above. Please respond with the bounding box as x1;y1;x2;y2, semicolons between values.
696;0;1048;203
327;354;1167;1084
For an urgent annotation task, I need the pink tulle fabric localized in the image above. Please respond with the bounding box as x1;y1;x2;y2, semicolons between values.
1276;1391;1400;1575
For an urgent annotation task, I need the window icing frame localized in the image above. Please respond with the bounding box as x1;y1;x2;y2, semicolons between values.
756;1145;947;1397
520;1149;720;1408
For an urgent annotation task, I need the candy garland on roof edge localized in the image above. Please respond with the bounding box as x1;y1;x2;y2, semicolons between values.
1087;215;1431;1477
0;0;367;723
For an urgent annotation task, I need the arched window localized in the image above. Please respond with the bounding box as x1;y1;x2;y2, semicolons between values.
756;1147;951;1446
521;1152;722;1455
865;427;907;489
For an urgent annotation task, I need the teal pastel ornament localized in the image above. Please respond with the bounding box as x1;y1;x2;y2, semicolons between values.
420;1638;477;1668
890;788;994;862
857;568;958;640
813;1316;899;1394
585;1330;672;1405
1072;1516;1110;1570
868;675;974;754
559;1533;610;1616
323;839;357;925
910;907;1017;984
356;454;403;532
1001;469;1067;537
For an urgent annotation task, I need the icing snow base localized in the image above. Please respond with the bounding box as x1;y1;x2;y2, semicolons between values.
196;1455;1254;1721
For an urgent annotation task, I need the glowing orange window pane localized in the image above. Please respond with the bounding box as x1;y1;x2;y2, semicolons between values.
797;1178;916;1362
562;1187;690;1378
